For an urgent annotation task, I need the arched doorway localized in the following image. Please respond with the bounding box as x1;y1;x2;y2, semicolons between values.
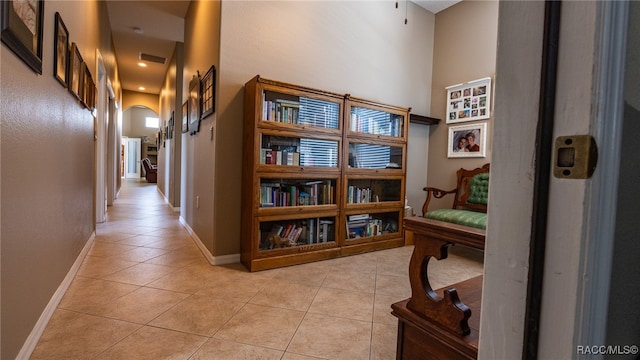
121;106;160;181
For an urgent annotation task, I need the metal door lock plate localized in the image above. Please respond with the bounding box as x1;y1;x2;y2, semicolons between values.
553;135;598;179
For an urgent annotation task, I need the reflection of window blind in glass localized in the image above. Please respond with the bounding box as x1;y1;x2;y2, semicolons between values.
299;97;339;129
297;97;339;167
350;107;400;136
351;143;390;169
299;139;338;167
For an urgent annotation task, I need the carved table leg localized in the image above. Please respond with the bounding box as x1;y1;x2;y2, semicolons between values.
406;233;472;336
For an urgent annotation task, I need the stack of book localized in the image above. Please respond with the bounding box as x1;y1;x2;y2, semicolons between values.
346;214;384;238
262;218;334;249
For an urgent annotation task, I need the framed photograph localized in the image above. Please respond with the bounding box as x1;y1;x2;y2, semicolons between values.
68;42;83;101
53;13;69;87
188;72;201;135
200;65;216;119
446;77;491;124
181;101;189;133
1;0;44;74
448;122;487;158
167;111;174;140
81;62;95;109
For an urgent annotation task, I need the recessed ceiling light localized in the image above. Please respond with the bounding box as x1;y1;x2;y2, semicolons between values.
137;62;147;67
138;86;146;91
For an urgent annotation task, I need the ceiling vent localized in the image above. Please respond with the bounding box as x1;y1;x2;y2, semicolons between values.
139;53;166;64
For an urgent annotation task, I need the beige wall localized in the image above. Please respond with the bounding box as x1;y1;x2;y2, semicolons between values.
123;90;159;114
208;0;436;257
427;1;498;211
0;1;118;358
158;44;184;208
180;0;221;255
122;106;159;139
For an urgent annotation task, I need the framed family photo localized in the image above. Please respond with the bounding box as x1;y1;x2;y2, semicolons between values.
446;77;491;124
448;122;487;158
1;0;44;74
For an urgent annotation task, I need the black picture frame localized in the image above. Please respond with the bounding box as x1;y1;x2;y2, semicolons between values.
53;12;68;87
188;72;201;135
167;111;174;140
68;42;83;101
81;62;95;109
182;101;189;133
1;0;44;74
200;65;216;119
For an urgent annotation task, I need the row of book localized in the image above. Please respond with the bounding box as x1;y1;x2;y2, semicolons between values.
260;180;334;207
346;214;385;239
261;218;335;249
260;148;300;166
262;99;301;124
346;186;380;204
349;114;403;137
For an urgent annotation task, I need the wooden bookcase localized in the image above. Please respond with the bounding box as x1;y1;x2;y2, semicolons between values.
241;75;409;271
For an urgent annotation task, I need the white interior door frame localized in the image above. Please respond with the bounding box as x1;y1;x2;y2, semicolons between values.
95;50;108;223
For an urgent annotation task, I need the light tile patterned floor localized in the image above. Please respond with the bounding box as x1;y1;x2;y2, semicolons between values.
30;179;484;360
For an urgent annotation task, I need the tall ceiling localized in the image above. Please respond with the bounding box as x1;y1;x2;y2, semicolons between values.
105;0;189;95
105;0;460;96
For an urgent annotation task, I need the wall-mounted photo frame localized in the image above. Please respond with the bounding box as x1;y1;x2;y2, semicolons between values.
200;65;216;119
81;62;95;109
53;13;69;87
1;0;44;74
448;122;487;158
446;77;491;124
181;101;189;133
167;111;174;140
188;72;201;135
68;42;83;101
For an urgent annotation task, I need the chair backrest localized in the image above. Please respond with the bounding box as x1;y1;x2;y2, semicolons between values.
452;163;490;213
141;158;152;171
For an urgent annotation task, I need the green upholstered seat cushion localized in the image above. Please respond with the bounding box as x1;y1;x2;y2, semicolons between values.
467;173;489;205
425;209;487;230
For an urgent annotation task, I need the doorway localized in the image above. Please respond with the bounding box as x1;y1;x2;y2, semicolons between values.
123;137;142;179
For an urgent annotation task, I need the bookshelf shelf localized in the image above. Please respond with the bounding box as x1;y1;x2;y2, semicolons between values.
242;75;410;271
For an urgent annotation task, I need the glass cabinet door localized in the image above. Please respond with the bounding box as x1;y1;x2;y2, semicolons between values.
348;142;403;170
260;135;339;168
349;106;404;138
262;90;340;130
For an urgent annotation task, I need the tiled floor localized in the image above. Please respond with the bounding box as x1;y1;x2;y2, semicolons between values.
30;179;484;360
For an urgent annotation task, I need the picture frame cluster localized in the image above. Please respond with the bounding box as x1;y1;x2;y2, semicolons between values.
186;65;216;136
1;4;96;111
445;77;491;158
57;13;96;110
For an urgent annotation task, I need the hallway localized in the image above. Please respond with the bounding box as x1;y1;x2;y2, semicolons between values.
29;180;483;360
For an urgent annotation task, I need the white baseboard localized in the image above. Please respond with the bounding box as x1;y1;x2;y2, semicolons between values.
16;232;96;360
179;216;240;266
158;188;180;213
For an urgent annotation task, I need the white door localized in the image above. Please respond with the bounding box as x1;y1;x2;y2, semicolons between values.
124;137;141;178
